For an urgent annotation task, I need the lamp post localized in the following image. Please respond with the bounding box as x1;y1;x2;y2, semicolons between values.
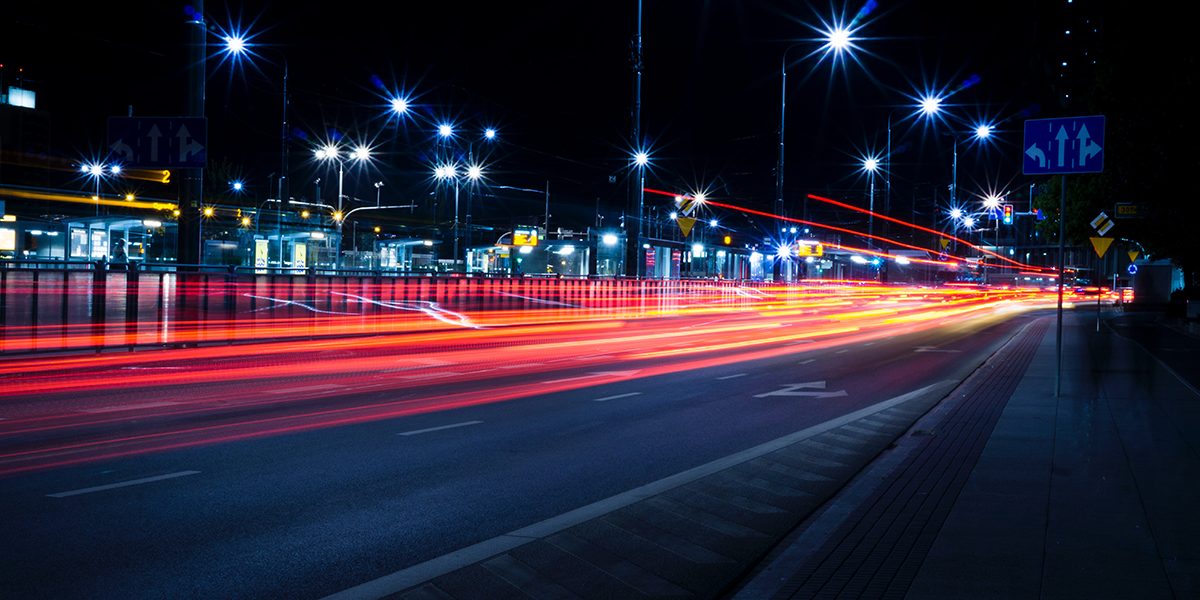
316;144;371;268
776;24;856;281
862;157;879;248
887;98;939;242
433;162;484;271
949;124;992;208
224;34;290;245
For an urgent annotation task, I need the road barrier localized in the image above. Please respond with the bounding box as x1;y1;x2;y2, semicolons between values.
3;261;864;355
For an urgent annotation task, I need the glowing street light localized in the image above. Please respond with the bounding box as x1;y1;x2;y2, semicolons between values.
484;128;497;140
778;16;867;281
920;95;943;116
949;207;964;220
316;143;372;268
438;124;453;138
951;124;995;206
982;194;1001;210
391;97;409;115
634;151;649;166
862;155;880;248
224;35;246;55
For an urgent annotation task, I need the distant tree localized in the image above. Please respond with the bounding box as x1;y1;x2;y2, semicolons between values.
205;157;246;204
1033;10;1198;292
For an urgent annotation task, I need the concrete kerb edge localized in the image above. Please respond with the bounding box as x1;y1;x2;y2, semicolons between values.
725;315;1051;600
323;320;1049;600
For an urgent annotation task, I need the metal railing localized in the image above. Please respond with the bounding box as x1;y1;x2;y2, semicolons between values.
1;261;793;356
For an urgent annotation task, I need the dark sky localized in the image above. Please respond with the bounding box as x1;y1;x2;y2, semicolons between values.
6;0;1026;232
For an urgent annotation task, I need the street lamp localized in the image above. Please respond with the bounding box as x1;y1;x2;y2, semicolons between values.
82;162;118;216
862;156;880;247
433;162;484;271
950;124;994;207
777;21;863;281
315;144;371;268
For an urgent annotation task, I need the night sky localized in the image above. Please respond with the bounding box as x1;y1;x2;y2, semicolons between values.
7;0;1027;234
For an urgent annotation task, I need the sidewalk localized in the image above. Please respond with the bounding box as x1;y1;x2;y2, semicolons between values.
729;311;1200;600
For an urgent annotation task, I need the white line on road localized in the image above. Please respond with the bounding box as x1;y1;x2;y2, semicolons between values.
593;392;642;402
265;384;343;395
799;359;816;365
47;471;201;498
78;402;179;413
864;342;875;346
398;421;483;436
718;374;748;380
836;350;849;354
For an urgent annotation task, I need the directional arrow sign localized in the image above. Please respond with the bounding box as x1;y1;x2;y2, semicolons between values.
107;117;207;168
1022;116;1104;175
754;381;848;399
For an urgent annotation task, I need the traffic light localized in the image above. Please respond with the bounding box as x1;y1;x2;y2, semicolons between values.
723;235;732;245
1002;204;1013;225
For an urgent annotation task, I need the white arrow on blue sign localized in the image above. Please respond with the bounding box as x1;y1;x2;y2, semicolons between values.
107;117;207;169
1023;115;1104;175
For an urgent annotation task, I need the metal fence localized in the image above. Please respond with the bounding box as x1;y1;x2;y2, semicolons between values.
1;260;825;355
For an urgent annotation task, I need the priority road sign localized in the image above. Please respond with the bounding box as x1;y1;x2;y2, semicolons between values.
108;117;207;168
1090;212;1114;236
1023;115;1104;175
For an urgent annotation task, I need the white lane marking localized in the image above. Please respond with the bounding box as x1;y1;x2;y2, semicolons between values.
265;384;343;395
799;359;816;365
398;372;461;380
864;342;875;346
836;350;849;354
914;346;961;353
592;392;642;403
541;371;640;385
718;374;748;380
398;421;483;436
786;340;815;346
47;471;201;498
319;380;957;600
78;402;179;413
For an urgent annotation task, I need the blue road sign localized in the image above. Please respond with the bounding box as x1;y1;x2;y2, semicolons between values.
107;117;207;169
1022;115;1104;175
1127;263;1138;275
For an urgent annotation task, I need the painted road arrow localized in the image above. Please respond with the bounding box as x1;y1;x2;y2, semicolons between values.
754;381;848;399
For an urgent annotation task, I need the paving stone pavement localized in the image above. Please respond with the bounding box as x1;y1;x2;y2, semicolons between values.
731;311;1200;600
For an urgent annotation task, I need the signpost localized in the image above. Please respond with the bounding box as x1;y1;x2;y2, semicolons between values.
108;117;208;169
1023;116;1105;175
1024;115;1105;397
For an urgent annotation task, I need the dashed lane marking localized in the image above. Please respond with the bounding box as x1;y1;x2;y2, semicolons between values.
47;471;200;498
398;421;483;436
593;392;642;403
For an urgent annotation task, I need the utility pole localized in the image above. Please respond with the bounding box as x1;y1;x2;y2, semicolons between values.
625;0;644;278
178;0;206;265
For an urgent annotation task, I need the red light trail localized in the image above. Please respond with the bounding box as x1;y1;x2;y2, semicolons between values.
0;283;1074;477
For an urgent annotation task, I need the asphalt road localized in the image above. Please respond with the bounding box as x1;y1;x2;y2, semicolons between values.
1;308;1047;599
